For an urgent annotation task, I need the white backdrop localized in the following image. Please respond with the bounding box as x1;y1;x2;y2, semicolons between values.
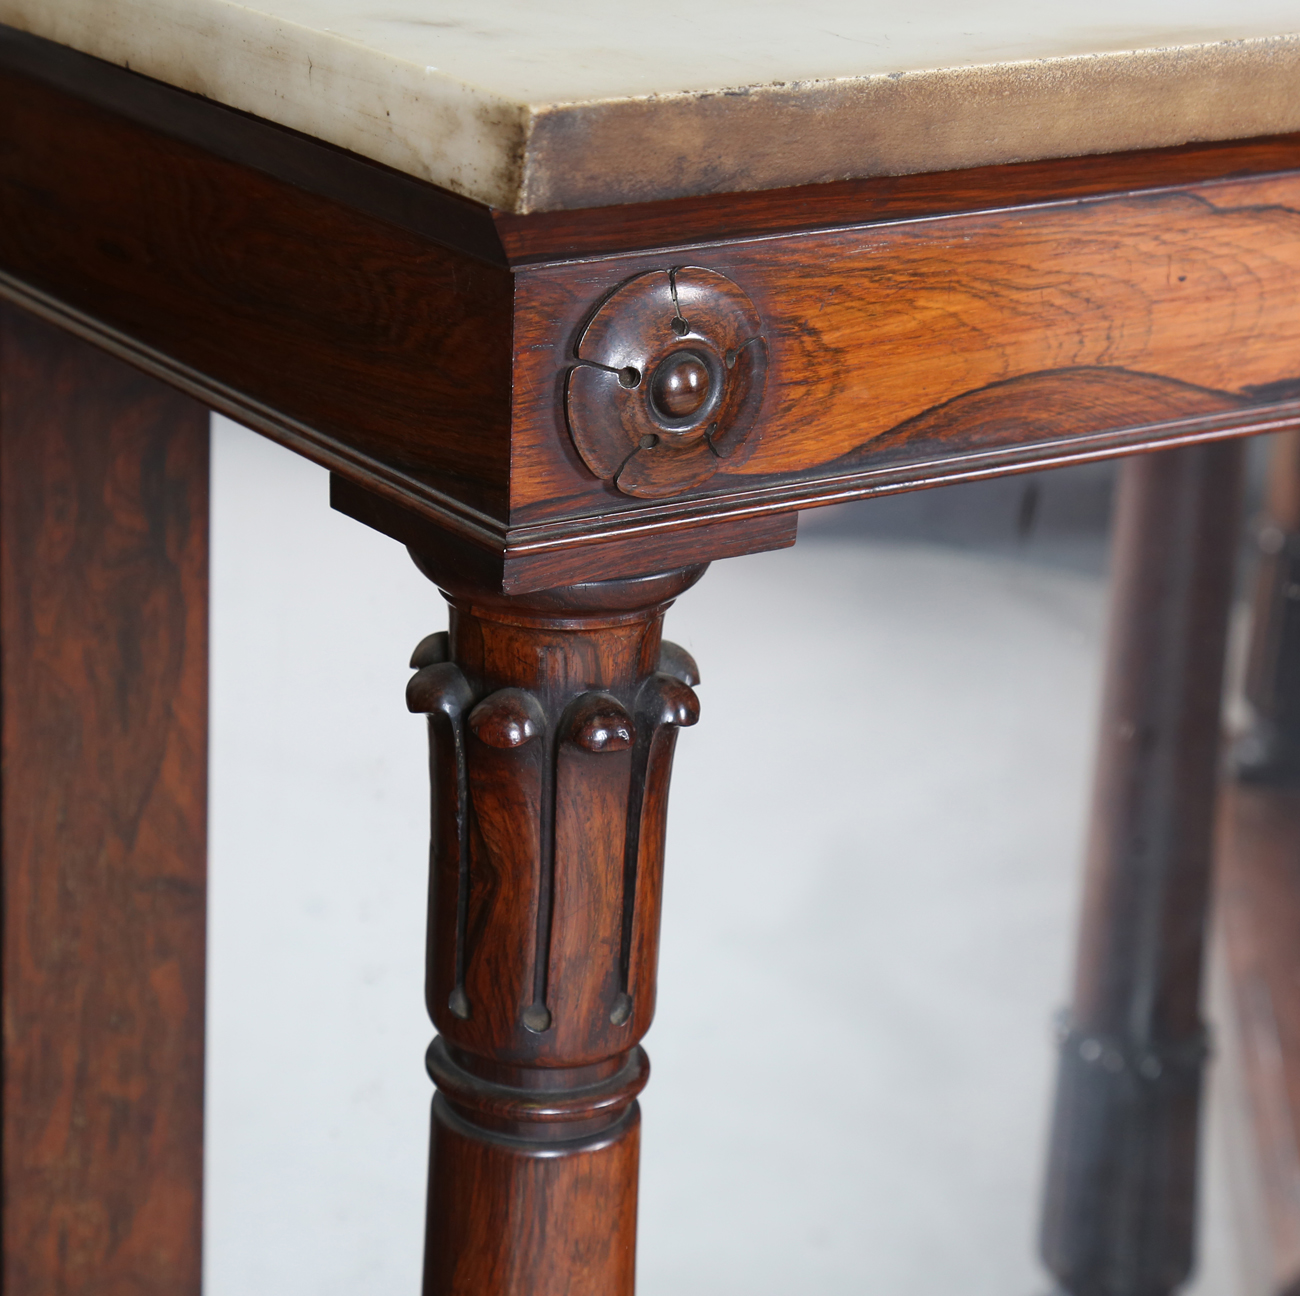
205;415;1238;1295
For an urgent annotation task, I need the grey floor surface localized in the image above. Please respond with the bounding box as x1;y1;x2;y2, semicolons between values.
205;418;1245;1294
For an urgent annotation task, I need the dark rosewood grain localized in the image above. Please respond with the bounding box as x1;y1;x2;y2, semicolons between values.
1040;442;1244;1296
0;304;208;1294
6;25;1300;576
0;46;792;585
0;62;515;524
405;562;704;1295
512;182;1300;522
12;14;1300;1293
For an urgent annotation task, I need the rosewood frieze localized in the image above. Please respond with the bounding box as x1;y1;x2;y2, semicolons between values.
5;20;1300;596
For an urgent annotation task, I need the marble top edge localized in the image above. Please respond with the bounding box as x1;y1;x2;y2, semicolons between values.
526;34;1300;113
4;3;1300;212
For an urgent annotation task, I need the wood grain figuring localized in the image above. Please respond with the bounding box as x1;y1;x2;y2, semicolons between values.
1216;785;1300;1296
9;24;1300;588
0;304;208;1293
1040;443;1244;1296
5;31;1300;576
0;64;515;523
406;565;703;1295
512;176;1300;522
0;41;795;583
424;1101;638;1296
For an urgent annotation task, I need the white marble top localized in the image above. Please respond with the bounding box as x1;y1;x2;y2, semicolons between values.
4;1;1299;212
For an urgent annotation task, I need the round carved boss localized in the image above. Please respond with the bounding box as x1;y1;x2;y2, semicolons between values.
564;267;768;499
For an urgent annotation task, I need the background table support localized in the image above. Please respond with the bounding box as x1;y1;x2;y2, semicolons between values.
0;304;209;1295
1040;442;1245;1296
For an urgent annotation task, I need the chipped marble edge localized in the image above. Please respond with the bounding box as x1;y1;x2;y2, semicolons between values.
3;4;1300;213
520;35;1300;212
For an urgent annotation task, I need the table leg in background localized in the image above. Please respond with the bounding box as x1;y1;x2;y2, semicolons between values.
1041;442;1244;1296
0;304;209;1294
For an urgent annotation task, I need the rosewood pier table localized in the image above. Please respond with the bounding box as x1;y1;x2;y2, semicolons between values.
4;3;1300;1292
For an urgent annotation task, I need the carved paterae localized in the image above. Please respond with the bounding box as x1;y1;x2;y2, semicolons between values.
565;266;768;499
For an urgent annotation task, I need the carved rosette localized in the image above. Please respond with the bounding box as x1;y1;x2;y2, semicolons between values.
565;266;768;499
405;623;700;1071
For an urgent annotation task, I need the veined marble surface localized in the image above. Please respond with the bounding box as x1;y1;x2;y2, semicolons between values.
3;1;1299;211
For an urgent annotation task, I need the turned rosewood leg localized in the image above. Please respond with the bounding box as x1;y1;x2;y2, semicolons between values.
0;304;209;1291
405;558;704;1296
1041;442;1245;1296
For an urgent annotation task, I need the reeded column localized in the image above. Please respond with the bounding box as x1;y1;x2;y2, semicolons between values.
406;559;705;1296
1040;442;1245;1296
